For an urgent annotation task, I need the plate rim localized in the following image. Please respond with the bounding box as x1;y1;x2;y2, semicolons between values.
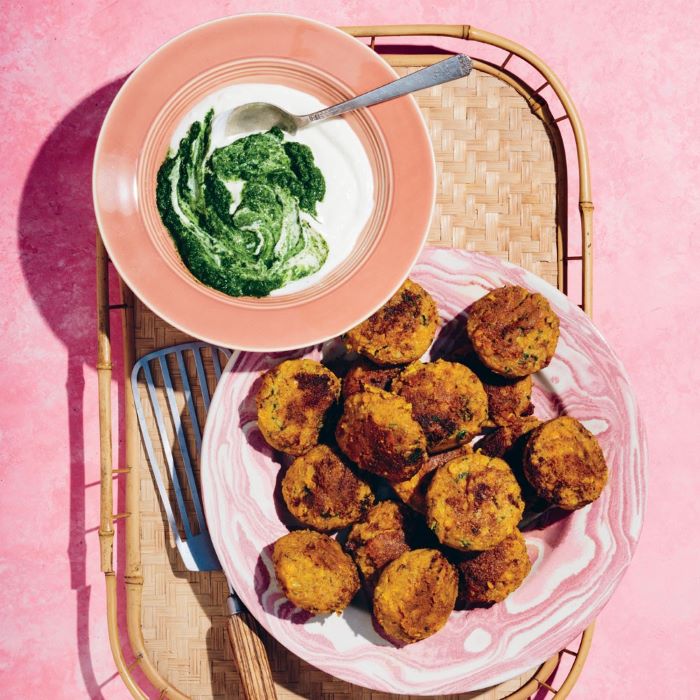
201;247;648;694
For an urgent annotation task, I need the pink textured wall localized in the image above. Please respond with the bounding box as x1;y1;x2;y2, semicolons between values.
1;1;697;698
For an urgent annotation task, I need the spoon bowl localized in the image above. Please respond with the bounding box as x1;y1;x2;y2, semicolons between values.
218;54;472;137
217;102;304;137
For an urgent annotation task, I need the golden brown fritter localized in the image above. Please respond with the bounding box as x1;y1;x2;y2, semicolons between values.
342;358;402;399
457;530;531;606
475;417;543;507
281;445;374;531
466;285;560;378
392;444;472;515
346;501;412;592
393;360;488;453
447;346;534;428
481;372;534;427
335;387;427;482
272;530;360;614
344;279;439;366
426;452;524;551
475;417;542;460
256;359;340;456
523;416;608;510
373;549;457;644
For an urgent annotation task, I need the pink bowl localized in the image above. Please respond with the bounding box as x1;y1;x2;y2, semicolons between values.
93;14;435;351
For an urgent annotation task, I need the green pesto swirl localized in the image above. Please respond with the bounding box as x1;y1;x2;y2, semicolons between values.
156;110;327;297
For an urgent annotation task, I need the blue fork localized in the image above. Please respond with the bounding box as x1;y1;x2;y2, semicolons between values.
132;342;276;699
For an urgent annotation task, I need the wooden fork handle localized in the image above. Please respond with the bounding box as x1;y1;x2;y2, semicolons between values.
227;610;277;700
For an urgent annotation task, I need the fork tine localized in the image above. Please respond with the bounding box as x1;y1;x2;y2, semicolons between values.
211;345;223;380
192;345;211;410
158;355;207;536
134;361;192;540
176;350;203;454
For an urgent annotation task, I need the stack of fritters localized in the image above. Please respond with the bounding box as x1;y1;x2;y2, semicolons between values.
256;279;609;642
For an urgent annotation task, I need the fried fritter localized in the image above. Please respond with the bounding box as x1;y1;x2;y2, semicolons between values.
466;285;559;378
336;387;427;482
392;444;472;514
426;452;524;551
446;345;534;427
475;417;542;460
281;445;374;531
272;530;359;614
523;416;608;510
256;359;340;455
481;372;534;427
393;360;488;453
373;549;457;644
342;358;402;399
475;417;543;508
344;279;439;366
346;501;412;592
457;530;531;605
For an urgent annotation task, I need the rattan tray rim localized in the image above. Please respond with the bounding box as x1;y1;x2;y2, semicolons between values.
97;21;595;700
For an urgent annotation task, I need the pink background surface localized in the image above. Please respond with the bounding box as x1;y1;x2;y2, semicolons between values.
0;1;697;698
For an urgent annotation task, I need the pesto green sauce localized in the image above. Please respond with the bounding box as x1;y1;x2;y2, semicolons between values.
156;110;328;297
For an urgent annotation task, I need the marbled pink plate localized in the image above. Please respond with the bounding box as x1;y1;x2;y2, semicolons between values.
201;247;647;694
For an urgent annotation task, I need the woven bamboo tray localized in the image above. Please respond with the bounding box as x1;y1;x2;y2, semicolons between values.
97;24;595;699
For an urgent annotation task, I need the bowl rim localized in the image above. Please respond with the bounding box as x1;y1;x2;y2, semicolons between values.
92;12;436;352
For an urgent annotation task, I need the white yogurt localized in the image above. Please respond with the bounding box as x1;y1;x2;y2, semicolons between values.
170;84;375;296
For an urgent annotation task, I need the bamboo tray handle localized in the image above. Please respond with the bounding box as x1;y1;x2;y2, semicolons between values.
227;609;277;700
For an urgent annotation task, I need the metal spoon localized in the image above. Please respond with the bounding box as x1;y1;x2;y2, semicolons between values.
218;54;473;137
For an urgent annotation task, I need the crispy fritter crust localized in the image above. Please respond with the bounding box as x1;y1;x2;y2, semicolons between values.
335;387;427;482
342;358;402;399
373;549;457;644
475;417;543;506
346;501;412;592
448;347;534;427
392;445;472;514
475;417;542;459
393;360;488;453
523;416;608;510
457;530;531;605
481;372;534;427
256;359;340;455
281;445;374;531
344;279;439;366
426;452;524;551
466;285;560;378
272;530;359;614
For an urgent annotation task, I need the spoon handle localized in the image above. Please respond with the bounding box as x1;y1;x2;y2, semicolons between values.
305;54;472;125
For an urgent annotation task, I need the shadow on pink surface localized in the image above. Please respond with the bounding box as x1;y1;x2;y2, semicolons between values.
18;77;154;699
